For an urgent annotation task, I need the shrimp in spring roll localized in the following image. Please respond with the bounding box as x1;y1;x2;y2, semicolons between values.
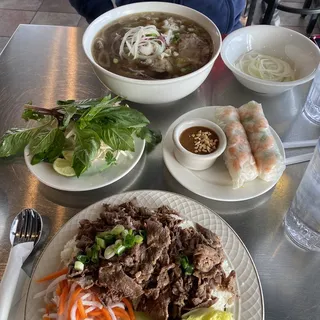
238;101;285;182
213;106;258;189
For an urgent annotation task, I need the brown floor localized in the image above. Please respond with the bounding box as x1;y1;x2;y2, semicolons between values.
0;0;318;52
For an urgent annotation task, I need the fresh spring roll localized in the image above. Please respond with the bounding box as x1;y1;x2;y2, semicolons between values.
213;106;258;189
238;101;285;182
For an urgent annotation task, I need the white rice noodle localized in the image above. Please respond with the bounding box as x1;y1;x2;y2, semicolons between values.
108;307;117;320
34;275;67;299
235;50;295;82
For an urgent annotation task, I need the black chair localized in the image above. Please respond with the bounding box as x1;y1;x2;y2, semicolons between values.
245;0;320;35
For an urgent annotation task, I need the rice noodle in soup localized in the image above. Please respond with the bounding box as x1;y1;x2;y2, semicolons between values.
92;12;213;80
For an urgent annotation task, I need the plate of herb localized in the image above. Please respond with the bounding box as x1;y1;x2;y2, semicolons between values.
0;95;161;191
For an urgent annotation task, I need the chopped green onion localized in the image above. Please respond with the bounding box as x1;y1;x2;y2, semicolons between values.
104;245;115;259
134;235;144;244
122;229;129;238
97;232;116;245
113;58;119;64
74;261;84;272
91;244;100;263
180;255;194;275
124;233;136;248
111;225;125;235
115;245;126;255
76;254;90;264
96;237;106;249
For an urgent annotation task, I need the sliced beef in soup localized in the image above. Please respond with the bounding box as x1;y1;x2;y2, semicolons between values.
92;12;213;80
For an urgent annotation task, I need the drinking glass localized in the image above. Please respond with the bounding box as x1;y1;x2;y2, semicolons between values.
284;138;320;251
303;65;320;125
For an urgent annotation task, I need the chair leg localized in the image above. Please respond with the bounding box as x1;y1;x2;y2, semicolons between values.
246;0;258;25
261;0;279;25
244;0;251;17
301;0;313;18
306;14;319;36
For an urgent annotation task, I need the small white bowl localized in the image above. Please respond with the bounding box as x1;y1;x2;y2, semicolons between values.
172;118;226;171
221;25;320;95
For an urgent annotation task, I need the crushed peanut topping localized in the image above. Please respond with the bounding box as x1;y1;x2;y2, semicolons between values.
191;130;218;153
180;126;219;155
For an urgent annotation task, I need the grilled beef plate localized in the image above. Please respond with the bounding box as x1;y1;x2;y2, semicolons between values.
67;201;236;320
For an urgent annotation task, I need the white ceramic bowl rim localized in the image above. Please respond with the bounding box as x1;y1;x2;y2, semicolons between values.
221;25;320;88
83;2;222;85
173;118;226;158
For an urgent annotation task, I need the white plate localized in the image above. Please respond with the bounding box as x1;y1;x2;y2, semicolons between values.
163;107;285;202
24;138;145;192
25;190;264;320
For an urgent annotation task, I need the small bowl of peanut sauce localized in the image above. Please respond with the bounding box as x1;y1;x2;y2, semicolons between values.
173;118;226;170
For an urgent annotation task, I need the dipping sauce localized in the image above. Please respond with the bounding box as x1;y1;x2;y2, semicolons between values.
180;126;219;154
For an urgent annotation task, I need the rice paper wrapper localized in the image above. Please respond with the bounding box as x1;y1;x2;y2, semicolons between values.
213;106;258;189
238;101;286;182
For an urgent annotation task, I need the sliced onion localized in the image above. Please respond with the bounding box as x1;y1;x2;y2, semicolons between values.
119;25;166;60
235;51;295;82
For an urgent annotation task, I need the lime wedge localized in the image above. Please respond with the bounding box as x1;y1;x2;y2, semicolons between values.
62;150;74;162
53;158;76;177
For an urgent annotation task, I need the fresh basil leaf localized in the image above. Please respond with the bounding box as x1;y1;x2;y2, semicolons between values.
72;126;100;177
78;96;125;129
105;151;117;166
31;152;46;165
135;127;162;152
0;127;42;157
97;126;134;151
30;128;65;164
22;109;45;121
95;107;150;128
57;99;75;106
29;127;62;155
59;105;77;128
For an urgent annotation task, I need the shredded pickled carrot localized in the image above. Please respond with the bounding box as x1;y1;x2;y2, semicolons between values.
113;307;131;320
36;267;68;283
77;299;87;318
122;298;135;320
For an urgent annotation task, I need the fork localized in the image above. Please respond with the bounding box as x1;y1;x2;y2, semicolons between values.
0;209;42;320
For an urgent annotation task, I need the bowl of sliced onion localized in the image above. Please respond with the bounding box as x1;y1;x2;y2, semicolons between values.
221;25;320;95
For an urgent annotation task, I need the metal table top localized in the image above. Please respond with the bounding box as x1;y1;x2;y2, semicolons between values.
0;25;320;320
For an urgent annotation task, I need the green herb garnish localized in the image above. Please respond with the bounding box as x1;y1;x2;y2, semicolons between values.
0;95;161;177
180;255;194;275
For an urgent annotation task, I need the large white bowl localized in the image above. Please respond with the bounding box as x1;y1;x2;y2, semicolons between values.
83;2;222;104
221;25;320;95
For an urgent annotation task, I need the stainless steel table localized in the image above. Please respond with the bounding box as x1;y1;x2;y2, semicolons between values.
0;25;320;320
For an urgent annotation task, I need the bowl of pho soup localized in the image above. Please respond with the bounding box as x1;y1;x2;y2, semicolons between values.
83;2;222;104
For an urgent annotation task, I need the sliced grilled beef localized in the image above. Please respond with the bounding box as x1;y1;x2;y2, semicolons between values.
67;201;236;319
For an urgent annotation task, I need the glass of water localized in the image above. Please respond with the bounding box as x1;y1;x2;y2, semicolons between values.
303;64;320;125
284;138;320;251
